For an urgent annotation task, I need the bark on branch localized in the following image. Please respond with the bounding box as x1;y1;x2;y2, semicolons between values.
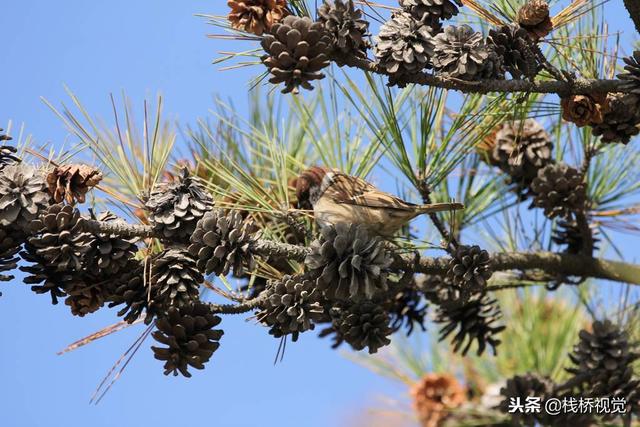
337;55;624;96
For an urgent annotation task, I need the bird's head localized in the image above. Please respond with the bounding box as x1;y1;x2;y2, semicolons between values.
295;166;329;210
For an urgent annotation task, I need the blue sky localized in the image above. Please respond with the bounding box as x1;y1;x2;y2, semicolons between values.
1;1;638;427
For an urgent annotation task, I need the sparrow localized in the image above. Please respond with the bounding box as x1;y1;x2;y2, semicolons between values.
295;166;464;237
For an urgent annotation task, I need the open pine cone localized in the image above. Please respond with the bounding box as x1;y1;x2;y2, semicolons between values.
487;24;541;80
399;0;463;24
147;249;203;319
26;204;92;272
151;302;224;377
261;15;333;94
530;163;587;219
591;93;640;144
411;373;467;427
561;94;606;127
429;25;503;80
256;275;325;341
20;243;73;305
516;0;553;40
227;0;288;36
305;223;392;301
566;320;640;402
46;163;103;204
446;245;492;300
328;301;392;354
499;373;555;426
84;211;138;278
483;119;553;199
318;0;370;63
374;11;437;85
435;292;505;356
386;284;428;336
0;164;50;232
188;208;258;277
145;168;214;240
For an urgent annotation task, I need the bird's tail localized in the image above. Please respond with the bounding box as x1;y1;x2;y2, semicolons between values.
416;202;465;214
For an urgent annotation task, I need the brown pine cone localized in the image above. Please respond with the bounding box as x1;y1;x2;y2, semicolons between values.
411;373;467;427
516;0;553;40
561;94;606;127
227;0;289;36
46;164;103;204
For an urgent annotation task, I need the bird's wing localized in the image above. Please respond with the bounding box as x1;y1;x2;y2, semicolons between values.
325;172;417;211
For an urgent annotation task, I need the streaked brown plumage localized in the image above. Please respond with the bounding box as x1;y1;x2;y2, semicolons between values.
295;166;464;237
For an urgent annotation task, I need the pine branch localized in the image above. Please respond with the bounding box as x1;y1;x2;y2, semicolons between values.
83;218;640;287
624;0;640;35
337;55;623;96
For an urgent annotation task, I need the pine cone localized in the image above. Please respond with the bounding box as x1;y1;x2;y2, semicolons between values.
386;284;428;336
0;228;21;282
151;302;224;377
64;280;106;317
447;245;492;300
486;24;542;80
46;164;103;204
566;320;640;400
435;293;505;356
0;164;50;232
619;51;640;94
530;164;587;219
420;273;462;306
144;168;214;240
516;0;553;40
374;12;437;84
592;93;640;144
552;219;599;255
399;0;463;23
261;16;333;94
318;0;370;63
148;249;203;318
411;373;467;427
227;0;289;36
487;119;554;198
430;25;503;80
26;204;92;272
305;223;393;301
20;244;72;304
84;211;138;278
256;275;325;341
109;261;151;323
0;130;20;170
328;301;392;354
561;94;606;127
499;373;555;427
188;209;258;277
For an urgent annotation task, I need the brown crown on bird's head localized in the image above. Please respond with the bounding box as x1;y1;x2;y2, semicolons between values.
295;166;329;210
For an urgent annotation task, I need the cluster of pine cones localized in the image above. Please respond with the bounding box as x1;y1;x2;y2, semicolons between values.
499;319;640;425
0;147;255;376
478;118;595;256
227;1;640;143
227;0;553;92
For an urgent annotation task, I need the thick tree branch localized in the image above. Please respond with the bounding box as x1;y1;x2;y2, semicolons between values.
83;218;640;287
624;0;640;35
337;55;623;96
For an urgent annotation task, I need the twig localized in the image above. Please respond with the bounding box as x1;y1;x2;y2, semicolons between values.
336;55;623;96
